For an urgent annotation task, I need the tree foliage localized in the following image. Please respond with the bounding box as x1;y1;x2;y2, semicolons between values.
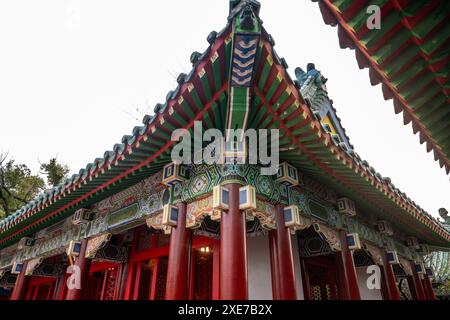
435;280;450;298
0;153;70;218
0;153;44;218
40;157;70;187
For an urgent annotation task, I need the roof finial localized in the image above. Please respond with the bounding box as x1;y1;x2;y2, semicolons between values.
228;0;261;22
439;208;449;224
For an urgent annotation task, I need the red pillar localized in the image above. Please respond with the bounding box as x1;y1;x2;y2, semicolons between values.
338;231;361;300
410;261;426;300
380;267;390;300
268;231;280;299
10;261;30;300
219;183;248;300
335;252;351;299
300;257;312;300
407;276;418;299
422;276;436;300
52;272;67;300
268;204;297;300
382;252;400;300
65;239;91;300
165;202;192;300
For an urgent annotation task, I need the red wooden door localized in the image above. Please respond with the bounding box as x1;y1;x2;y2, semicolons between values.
83;273;103;300
153;257;168;300
305;256;339;300
33;284;52;300
26;278;56;300
191;249;213;300
100;268;119;300
133;262;153;300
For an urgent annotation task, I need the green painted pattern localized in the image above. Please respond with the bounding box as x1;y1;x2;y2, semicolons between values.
322;0;450;171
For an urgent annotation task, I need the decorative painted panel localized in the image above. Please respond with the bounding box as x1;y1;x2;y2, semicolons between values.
107;203;140;230
95;245;128;263
299;235;333;258
85;233;111;259
181;164;281;203
25;257;43;276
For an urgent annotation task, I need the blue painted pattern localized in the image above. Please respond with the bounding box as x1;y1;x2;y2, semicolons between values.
231;33;259;87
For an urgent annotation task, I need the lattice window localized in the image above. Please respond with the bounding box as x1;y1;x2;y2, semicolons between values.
326;284;332;300
103;269;118;300
325;284;338;300
193;250;213;300
311;286;322;300
154;257;168;300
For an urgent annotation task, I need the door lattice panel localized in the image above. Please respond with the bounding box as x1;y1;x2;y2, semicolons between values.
103;269;118;300
311;286;322;300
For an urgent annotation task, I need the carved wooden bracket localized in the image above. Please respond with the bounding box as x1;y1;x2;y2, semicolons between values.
399;257;413;276
145;211;171;234
314;223;342;252
25;257;43;276
363;241;384;266
85;233;112;259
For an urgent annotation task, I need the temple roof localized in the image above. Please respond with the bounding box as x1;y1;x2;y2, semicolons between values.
0;0;449;249
313;0;450;174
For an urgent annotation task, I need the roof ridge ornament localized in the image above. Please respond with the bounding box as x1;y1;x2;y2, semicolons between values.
295;63;328;111
225;0;261;135
228;0;261;23
439;208;449;225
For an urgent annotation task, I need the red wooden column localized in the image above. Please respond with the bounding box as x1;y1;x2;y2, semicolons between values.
165;202;192;300
220;183;248;300
422;276;436;300
335;252;351;299
52;272;67;300
300;257;312;300
10;261;30;300
65;239;91;300
407;276;418;299
337;232;361;300
379;268;390;300
409;261;426;300
268;204;297;300
123;226;142;300
268;231;280;299
381;251;400;300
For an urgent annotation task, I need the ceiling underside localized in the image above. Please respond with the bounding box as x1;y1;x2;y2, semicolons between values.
314;0;450;174
1;5;449;249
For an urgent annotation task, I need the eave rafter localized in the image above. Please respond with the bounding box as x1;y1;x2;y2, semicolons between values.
315;0;450;174
1;1;449;251
252;36;449;246
0;27;232;248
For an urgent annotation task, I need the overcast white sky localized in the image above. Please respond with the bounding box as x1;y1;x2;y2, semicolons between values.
0;1;448;219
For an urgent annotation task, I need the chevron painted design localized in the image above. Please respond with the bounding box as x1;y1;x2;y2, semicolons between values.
231;34;259;87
